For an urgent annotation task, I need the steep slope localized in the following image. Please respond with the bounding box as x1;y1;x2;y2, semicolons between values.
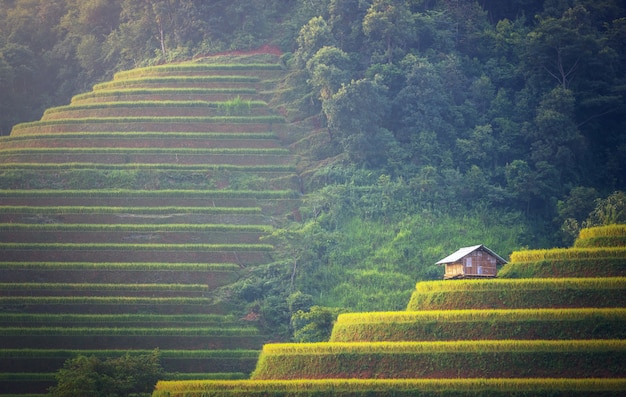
154;225;626;396
0;54;299;395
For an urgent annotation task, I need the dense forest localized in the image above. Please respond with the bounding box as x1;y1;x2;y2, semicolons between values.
2;0;626;336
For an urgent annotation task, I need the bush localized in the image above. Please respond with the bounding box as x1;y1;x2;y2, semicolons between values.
48;349;163;397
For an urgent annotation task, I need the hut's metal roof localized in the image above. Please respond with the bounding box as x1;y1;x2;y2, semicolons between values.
435;244;508;265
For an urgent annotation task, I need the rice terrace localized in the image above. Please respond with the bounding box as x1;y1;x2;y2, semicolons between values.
0;44;624;396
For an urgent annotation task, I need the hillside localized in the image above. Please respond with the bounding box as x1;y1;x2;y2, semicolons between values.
0;53;299;395
153;224;626;396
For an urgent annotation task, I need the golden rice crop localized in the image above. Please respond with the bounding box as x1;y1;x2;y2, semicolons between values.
509;247;626;262
578;224;626;240
152;378;626;394
0;282;209;292
71;87;257;102
43;100;268;115
412;277;626;293
334;308;626;324
0;188;296;199
113;63;281;80
0;206;261;215
0;223;270;233
93;75;260;90
259;340;626;355
0;262;239;271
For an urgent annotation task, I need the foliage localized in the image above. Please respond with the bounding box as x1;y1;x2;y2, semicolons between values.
48;349;163;397
291;306;345;343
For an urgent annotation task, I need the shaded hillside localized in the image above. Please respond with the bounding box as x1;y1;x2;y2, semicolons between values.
0;53;299;395
153;224;626;396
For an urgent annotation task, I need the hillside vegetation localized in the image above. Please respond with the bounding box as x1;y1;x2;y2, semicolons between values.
153;224;626;395
1;0;626;394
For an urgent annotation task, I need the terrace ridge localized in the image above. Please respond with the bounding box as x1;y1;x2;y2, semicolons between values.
0;53;297;393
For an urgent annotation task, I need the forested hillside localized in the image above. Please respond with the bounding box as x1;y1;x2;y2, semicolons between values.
2;0;626;337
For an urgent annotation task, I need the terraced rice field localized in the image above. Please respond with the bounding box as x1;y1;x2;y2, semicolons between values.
154;225;626;396
0;55;297;395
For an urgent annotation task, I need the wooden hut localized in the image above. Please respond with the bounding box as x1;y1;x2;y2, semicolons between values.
436;245;507;279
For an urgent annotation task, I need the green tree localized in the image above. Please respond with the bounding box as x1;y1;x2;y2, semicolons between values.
49;350;163;397
362;0;415;63
306;46;353;100
525;5;600;90
294;16;335;67
291;306;344;342
323;78;394;167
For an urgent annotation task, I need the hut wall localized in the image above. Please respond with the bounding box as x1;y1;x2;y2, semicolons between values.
462;250;497;276
444;263;464;278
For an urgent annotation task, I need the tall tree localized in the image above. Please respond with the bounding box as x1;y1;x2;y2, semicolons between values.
362;0;415;63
